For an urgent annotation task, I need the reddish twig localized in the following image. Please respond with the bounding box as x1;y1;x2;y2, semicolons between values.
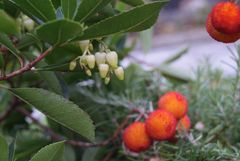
0;98;20;123
0;47;53;81
0;47;9;53
1;47;24;68
67;115;130;147
102;151;116;161
0;106;15;123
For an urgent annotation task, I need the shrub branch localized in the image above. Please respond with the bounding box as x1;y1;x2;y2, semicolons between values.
0;47;53;81
16;107;133;148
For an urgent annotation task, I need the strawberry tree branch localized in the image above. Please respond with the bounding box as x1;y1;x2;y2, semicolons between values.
0;98;21;123
0;105;15;123
16;107;133;148
101;151;116;161
0;47;53;81
0;47;9;53
67;115;130;147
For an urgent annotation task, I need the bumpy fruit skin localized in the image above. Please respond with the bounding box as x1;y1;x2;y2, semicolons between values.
211;2;240;34
177;115;191;132
157;92;188;119
146;110;177;141
123;122;152;153
206;13;240;43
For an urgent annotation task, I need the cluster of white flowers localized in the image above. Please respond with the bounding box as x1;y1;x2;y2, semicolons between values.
69;40;124;84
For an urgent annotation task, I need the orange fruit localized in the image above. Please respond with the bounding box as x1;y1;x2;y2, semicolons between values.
123;122;152;152
211;2;240;34
206;13;240;43
177;115;191;132
157;92;188;119
146;109;177;141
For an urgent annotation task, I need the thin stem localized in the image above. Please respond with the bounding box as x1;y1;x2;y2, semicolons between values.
102;151;116;161
0;43;24;68
14;52;24;68
17;107;132;148
0;98;20;123
0;47;53;81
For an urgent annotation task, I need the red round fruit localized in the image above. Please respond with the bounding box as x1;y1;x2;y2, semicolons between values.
211;2;240;34
157;91;188;119
177;115;191;132
145;109;177;141
206;13;240;43
123;122;152;153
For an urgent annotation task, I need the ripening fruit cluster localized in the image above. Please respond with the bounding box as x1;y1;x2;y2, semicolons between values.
69;40;124;84
206;1;240;43
123;91;191;153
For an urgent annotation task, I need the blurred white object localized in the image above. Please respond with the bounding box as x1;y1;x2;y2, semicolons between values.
195;121;205;131
26;109;46;124
180;0;208;13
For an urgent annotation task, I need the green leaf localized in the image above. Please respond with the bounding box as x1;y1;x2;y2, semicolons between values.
8;139;15;161
77;1;168;40
74;0;112;22
0;33;22;65
0;33;19;55
61;0;77;19
120;0;144;6
39;72;63;95
63;145;76;161
158;65;192;83
23;52;63;95
45;43;82;64
10;88;95;141
0;2;3;9
139;27;153;53
37;66;63;95
10;0;56;22
51;0;61;9
3;0;20;18
162;47;189;64
17;33;43;51
81;148;99;161
30;141;65;161
14;131;50;161
0;135;8;161
128;11;159;32
0;10;19;35
36;19;83;44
